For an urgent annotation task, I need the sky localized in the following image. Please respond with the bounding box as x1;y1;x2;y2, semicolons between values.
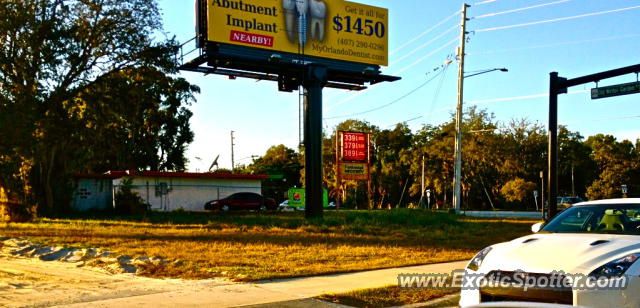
157;0;640;172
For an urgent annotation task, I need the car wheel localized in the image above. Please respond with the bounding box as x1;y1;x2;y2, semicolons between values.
221;205;230;212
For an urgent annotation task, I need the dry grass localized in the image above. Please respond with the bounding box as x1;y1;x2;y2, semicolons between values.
0;210;532;281
317;285;457;307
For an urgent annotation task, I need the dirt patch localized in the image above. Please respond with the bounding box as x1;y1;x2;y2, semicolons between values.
0;237;170;275
0;237;231;308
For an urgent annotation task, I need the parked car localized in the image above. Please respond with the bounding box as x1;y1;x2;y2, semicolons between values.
204;192;276;212
460;198;640;307
557;196;584;208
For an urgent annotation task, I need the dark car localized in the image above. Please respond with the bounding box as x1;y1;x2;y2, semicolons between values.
204;192;276;212
557;196;584;208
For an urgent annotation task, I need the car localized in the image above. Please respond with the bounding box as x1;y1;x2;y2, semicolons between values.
460;198;640;308
556;196;584;208
204;192;276;212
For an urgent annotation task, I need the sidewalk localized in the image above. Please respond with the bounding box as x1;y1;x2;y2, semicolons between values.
53;261;468;307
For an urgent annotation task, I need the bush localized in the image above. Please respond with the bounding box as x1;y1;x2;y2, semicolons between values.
115;178;149;215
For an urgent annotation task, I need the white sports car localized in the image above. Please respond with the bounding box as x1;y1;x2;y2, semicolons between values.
460;198;640;307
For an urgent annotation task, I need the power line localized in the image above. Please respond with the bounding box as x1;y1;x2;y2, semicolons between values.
390;10;460;56
470;34;640;56
326;39;457;112
467;90;589;105
475;5;640;32
384;66;452;128
474;0;572;19
394;37;459;75
563;115;640;125
325;68;447;120
474;0;499;6
391;25;458;66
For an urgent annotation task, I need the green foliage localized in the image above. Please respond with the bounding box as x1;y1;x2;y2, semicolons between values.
114;179;149;215
500;178;537;203
585;135;639;199
0;0;198;217
246;145;302;201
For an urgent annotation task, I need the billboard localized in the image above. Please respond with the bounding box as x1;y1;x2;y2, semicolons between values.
206;0;388;66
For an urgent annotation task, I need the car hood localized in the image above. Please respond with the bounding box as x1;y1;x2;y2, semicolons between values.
479;233;640;274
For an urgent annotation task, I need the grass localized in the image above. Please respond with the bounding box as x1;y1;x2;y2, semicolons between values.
317;285;457;308
0;209;535;281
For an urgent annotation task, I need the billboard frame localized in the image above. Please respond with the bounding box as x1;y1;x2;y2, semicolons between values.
179;0;398;219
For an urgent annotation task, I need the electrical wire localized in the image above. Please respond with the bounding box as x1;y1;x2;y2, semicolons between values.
325;38;458;112
474;0;499;6
563;115;640;125
324;68;447;120
393;37;459;76
475;5;640;32
467;90;589;105
384;64;452;128
470;34;640;56
391;25;458;66
474;0;572;19
391;10;460;56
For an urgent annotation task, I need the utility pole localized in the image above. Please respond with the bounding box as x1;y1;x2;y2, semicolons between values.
231;130;235;172
453;3;469;213
421;155;425;200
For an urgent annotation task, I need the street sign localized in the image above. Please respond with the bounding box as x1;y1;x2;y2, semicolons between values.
591;82;640;100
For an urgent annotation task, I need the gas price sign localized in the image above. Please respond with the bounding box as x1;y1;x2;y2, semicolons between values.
341;132;368;162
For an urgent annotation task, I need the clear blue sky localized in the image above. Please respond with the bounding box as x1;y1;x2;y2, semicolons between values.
157;0;640;171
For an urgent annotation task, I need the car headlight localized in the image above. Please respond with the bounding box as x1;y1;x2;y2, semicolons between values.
467;246;492;271
589;253;640;278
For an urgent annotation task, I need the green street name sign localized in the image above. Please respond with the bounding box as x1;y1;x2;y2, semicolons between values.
591;82;640;100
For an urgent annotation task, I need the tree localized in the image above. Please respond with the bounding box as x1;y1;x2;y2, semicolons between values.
585;135;639;199
248;145;302;201
501;178;537;204
0;0;198;217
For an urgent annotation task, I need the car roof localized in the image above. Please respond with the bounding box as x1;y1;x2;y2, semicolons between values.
574;198;640;206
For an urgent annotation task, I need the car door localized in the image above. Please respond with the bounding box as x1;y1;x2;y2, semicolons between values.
246;193;262;209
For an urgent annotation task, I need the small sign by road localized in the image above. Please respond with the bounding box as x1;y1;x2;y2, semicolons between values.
591;82;640;99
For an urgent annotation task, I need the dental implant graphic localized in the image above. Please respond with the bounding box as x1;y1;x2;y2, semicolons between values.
309;0;327;42
282;0;297;43
295;0;310;47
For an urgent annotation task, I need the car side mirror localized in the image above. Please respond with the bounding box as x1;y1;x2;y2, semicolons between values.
531;222;543;233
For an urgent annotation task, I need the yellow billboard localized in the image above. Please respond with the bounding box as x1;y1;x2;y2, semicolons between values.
207;0;388;66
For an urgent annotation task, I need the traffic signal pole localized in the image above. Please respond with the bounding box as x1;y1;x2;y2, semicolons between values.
548;63;640;219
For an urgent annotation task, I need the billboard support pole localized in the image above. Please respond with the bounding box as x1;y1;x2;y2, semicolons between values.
304;65;328;219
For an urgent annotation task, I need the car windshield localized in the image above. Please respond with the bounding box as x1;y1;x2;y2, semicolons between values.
542;204;640;235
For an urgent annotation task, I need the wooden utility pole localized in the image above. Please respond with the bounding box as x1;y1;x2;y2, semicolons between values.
453;3;469;213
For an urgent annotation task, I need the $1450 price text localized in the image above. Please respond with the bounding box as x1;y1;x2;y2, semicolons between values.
332;15;386;38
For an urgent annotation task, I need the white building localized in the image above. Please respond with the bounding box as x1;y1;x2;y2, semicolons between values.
72;171;267;212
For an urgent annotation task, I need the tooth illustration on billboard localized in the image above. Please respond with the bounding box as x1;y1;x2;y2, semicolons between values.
282;0;297;42
295;0;309;46
309;0;326;42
